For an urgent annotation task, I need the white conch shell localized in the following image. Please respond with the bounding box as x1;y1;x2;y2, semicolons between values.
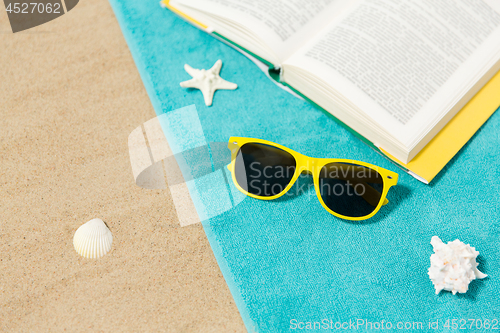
428;236;487;295
73;218;113;259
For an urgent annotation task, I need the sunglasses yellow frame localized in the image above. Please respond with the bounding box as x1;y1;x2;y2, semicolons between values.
227;137;399;220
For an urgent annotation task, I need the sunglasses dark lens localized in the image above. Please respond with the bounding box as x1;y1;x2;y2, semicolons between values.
234;143;296;197
318;163;384;218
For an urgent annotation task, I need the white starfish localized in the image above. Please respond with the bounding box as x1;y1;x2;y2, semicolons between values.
180;60;237;106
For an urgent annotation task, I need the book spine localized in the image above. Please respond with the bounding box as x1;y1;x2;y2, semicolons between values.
210;32;304;98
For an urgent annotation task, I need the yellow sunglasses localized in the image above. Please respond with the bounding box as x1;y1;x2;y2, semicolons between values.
227;137;399;220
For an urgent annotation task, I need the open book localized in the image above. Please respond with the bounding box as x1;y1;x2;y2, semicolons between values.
163;0;500;183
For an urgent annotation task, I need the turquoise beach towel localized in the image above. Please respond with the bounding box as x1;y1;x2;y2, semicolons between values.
109;0;500;331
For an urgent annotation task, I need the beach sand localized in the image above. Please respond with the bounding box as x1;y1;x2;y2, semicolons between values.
0;1;245;331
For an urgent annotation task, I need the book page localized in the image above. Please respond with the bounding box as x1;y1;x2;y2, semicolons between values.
172;0;350;63
285;0;500;146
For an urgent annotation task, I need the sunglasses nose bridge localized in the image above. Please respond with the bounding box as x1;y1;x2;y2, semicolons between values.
295;155;319;175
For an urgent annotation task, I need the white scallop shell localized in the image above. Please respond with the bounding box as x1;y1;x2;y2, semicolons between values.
73;218;113;259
